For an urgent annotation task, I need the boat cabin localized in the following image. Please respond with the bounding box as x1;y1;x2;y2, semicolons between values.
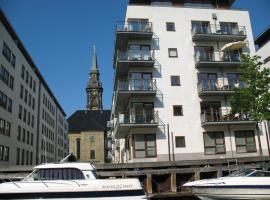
24;163;97;181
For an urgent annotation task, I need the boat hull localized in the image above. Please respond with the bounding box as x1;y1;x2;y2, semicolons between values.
190;186;270;200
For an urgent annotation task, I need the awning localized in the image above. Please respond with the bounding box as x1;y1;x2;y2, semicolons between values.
220;41;246;51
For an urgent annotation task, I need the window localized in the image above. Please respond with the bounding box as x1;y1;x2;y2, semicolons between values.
20;85;24;99
27;131;30;144
32;168;85;180
28;94;31;106
17;126;21;141
21;149;25;165
0;91;7;109
30;76;32;89
32;98;35;110
9;76;14;90
171;76;180;86
23;108;27;122
26;71;29;84
90;136;95;143
166;22;175;31
33;81;36;93
203;132;225;155
0;145;9;161
7;98;12;113
31;115;34;128
191;21;210;34
21;65;25;79
11;54;16;68
22;129;26;142
168;48;178;58
24;89;28;103
16;148;20;165
0;118;5;135
76;138;80;160
133;134;156;158
2;42;11;62
173;105;183;116
90;150;96;159
175;136;186;148
4;121;10;136
235;130;256;153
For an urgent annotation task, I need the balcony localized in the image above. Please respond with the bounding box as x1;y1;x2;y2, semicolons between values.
114;79;157;113
201;109;255;126
192;24;246;42
115;50;155;78
114;111;159;139
194;51;241;68
198;78;246;96
115;21;153;50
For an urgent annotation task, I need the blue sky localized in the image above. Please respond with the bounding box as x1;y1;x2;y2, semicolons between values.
0;0;269;117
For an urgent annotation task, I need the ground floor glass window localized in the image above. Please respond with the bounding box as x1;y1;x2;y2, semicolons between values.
235;130;256;153
203;131;225;155
133;134;156;158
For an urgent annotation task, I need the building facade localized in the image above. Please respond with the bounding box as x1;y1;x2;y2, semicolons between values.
68;47;111;163
110;0;270;163
0;10;68;166
255;26;270;148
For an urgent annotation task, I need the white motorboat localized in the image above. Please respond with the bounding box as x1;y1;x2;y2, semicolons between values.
183;168;270;200
0;162;147;200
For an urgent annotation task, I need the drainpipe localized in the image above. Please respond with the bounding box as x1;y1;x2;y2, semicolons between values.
264;121;270;156
171;131;175;161
167;124;171;161
256;123;263;157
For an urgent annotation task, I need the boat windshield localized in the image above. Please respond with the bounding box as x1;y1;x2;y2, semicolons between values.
228;169;256;177
228;169;270;177
24;168;85;181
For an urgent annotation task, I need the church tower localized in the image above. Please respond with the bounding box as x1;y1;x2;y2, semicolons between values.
86;46;103;110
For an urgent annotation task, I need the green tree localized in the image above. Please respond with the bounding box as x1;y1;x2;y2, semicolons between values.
230;54;270;156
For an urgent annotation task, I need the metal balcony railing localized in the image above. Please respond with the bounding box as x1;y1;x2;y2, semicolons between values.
194;51;241;63
116;21;153;33
200;108;252;124
117;50;155;62
118;79;157;92
192;24;246;36
117;111;158;124
198;78;246;92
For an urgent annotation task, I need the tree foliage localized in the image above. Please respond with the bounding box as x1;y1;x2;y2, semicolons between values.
230;54;270;122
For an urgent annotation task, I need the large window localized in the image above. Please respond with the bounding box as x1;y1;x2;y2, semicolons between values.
133;134;156;158
235;130;256;153
0;145;9;161
203;132;225;155
0;118;10;136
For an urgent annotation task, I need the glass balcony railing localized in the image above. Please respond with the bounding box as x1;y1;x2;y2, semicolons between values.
192;24;246;36
198;78;246;92
194;51;241;63
200;108;253;124
116;21;153;33
118;79;157;92
117;111;158;124
117;50;155;62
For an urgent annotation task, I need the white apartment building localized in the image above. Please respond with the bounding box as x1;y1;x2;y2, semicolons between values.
0;10;68;166
255;26;270;149
110;0;270;163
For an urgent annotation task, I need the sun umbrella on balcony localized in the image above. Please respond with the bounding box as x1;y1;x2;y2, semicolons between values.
220;41;245;51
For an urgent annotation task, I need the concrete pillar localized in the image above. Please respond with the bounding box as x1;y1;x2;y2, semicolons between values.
195;171;200;181
170;173;177;192
146;174;152;194
217;168;222;178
